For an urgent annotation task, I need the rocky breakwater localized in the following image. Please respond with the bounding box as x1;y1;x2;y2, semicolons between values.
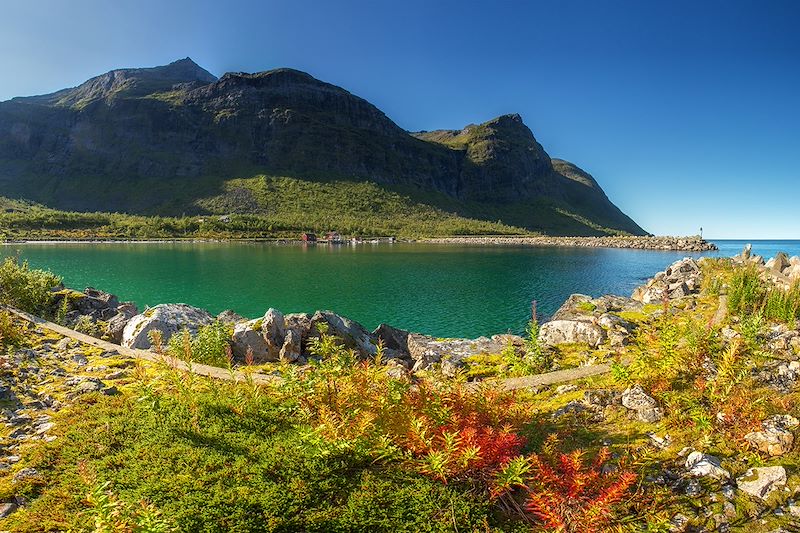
424;235;717;251
733;243;800;287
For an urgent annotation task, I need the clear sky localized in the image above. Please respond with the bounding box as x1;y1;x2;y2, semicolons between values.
1;0;798;238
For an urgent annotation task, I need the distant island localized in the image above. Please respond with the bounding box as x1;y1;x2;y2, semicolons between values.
0;58;648;239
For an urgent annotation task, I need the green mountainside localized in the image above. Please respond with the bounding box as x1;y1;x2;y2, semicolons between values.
0;58;646;237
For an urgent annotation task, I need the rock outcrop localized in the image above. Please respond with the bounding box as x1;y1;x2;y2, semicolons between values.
736;466;787;500
406;334;524;375
538;293;642;349
632;257;703;304
734;245;800;287
621;385;663;423
685;452;730;480
744;415;798;457
539;320;606;348
231;309;304;363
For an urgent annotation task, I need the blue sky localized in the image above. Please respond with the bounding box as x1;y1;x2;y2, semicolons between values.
1;0;798;238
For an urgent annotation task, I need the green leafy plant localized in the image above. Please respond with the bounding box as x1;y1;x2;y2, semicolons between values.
165;321;233;367
525;319;553;372
73;315;102;338
84;480;175;532
0;310;26;349
0;256;61;315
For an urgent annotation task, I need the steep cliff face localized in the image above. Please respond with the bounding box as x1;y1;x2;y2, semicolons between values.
0;58;646;236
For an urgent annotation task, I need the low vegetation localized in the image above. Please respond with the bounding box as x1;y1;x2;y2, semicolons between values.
0;172;643;242
727;265;800;324
0;257;62;316
0;177;533;241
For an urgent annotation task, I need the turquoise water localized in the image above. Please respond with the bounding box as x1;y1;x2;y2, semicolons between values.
1;240;798;338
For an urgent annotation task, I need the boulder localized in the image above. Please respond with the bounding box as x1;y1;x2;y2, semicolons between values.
551;294;595;321
285;312;314;338
539;320;606;348
217;309;245;324
632;284;666;305
745;415;798;456
279;328;302;362
230;308;286;363
552;294;643;322
736;466;786;500
372;323;411;352
122;304;214;350
310;311;376;357
765;252;790;273
621;385;663;423
231;319;271;362
685;451;730;480
104;302;139;344
785;264;800;281
407;334;508;374
632;257;702;304
738;243;753;261
52;286;136;325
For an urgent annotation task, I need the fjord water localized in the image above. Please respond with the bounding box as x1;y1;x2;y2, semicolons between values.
2;240;798;339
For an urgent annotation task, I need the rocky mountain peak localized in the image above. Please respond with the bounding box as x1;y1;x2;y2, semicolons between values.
158;57;217;83
15;57;217;108
0;59;646;236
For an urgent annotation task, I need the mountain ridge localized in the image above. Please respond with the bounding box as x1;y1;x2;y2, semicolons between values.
0;59;646;236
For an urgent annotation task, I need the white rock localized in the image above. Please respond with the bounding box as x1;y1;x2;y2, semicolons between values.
539;320;607;348
555;384;578;395
685;451;730;480
122;304;214;350
737;466;786;500
621;385;663;423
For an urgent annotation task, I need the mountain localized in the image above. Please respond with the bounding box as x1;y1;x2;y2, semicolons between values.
0;58;646;236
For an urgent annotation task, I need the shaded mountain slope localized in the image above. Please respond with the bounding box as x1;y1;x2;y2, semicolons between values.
0;58;646;236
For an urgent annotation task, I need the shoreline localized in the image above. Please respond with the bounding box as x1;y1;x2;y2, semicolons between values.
2;234;717;251
423;235;718;251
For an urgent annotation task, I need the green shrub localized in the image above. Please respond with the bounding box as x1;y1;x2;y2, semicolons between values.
728;265;800;325
166;321;233;367
763;281;800;324
72;315;101;338
727;265;766;317
0;257;61;315
0;311;26;349
525;319;552;372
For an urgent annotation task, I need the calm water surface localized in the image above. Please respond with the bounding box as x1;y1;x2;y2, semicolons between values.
2;239;798;338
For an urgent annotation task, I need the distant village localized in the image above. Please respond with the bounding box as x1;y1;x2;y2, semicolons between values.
301;231;396;244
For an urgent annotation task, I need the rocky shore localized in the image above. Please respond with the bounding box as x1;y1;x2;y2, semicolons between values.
424;235;717;251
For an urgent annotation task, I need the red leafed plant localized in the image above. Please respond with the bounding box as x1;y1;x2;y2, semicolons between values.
523;447;637;533
408;412;527;481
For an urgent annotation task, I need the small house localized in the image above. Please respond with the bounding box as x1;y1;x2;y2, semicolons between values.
301;232;317;242
326;231;342;243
